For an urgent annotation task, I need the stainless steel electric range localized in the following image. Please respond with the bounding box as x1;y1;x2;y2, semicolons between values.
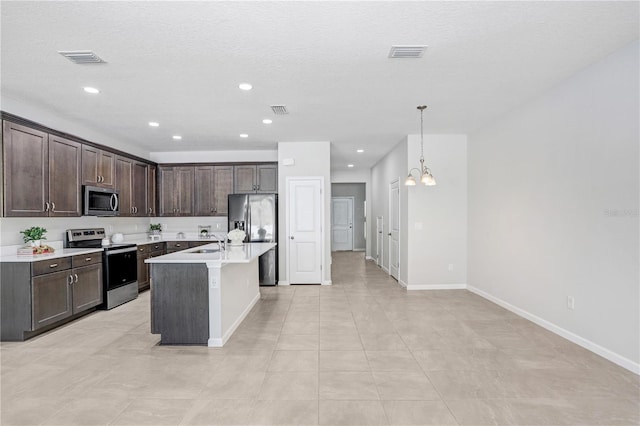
65;228;138;309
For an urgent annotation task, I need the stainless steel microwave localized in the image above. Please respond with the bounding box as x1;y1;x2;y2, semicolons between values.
83;185;119;216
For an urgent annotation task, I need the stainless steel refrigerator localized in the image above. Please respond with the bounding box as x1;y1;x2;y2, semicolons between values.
228;193;278;285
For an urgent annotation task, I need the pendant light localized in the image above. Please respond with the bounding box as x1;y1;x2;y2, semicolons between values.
405;105;436;186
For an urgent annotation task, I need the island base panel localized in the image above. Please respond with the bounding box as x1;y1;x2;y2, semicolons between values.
151;263;209;345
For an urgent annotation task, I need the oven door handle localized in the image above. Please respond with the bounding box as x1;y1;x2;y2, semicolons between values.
105;247;137;256
110;193;119;212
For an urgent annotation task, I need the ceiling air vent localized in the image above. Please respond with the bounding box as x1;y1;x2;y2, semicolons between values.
58;50;107;64
270;105;289;115
388;45;427;59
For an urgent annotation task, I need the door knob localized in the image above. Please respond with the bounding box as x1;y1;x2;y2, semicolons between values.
290;236;294;240
388;233;392;236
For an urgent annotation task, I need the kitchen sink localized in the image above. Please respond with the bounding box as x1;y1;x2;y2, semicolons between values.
193;248;220;253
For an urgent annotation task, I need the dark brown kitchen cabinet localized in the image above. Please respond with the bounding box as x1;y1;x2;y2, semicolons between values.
71;254;103;312
136;242;166;291
81;145;115;188
147;164;157;216
0;254;103;339
32;269;73;329
233;164;277;193
159;166;194;216
116;156;148;216
2;121;81;217
194;165;233;216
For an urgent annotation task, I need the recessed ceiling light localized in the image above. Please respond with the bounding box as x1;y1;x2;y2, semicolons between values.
357;149;364;153
262;119;273;124
172;135;182;140
238;83;252;91
83;87;100;94
348;164;354;168
240;134;249;138
148;122;159;127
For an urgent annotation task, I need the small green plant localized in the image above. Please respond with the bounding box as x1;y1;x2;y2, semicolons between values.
20;226;47;243
149;223;162;232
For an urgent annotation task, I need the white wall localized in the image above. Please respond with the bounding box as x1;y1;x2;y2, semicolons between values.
468;41;639;371
1;94;149;159
150;150;277;163
370;138;408;283
406;134;467;289
277;141;332;284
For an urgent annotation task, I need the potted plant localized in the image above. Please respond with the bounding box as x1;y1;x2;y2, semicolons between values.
20;226;47;247
149;223;162;235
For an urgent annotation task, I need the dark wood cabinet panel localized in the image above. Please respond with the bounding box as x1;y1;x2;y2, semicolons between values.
194;166;214;216
132;161;148;216
32;270;73;330
48;135;82;216
147;164;157;216
158;167;176;216
137;252;149;291
115;156;133;216
159;166;194;216
72;263;103;312
2;121;49;217
194;165;234;216
81;145;115;188
234;164;277;194
256;164;278;193
213;165;234;215
234;165;256;193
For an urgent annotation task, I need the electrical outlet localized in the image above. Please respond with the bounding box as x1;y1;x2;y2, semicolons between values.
567;296;575;310
448;263;454;271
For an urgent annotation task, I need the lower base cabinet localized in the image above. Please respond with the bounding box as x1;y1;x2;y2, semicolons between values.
137;242;166;291
1;254;103;341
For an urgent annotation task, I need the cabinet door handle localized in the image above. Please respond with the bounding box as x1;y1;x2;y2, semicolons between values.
50;202;55;212
85;257;92;261
68;274;73;285
74;274;79;283
45;202;50;212
148;208;152;214
49;263;58;268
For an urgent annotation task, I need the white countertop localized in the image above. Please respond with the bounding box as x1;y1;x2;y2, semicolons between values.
0;247;104;263
145;242;276;266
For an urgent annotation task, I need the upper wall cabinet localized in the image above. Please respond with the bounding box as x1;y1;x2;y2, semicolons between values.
158;166;194;216
194;165;234;216
3;121;81;217
147;164;157;216
81;145;115;188
233;164;277;194
115;156;149;217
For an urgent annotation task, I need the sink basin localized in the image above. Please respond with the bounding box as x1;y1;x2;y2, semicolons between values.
193;248;220;253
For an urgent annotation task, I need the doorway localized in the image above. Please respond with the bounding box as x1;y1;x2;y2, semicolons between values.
389;179;400;280
331;196;354;251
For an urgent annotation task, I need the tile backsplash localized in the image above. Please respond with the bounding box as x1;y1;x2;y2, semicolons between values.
0;216;228;247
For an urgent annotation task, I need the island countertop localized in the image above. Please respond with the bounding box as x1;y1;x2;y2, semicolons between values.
144;242;276;265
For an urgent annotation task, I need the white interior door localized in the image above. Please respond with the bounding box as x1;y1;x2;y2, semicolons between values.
389;179;400;280
288;178;323;284
376;216;383;267
331;197;353;251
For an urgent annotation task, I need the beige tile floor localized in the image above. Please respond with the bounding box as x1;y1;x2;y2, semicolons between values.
1;252;639;425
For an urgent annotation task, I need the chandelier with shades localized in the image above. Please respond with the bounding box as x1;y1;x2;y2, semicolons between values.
404;105;436;186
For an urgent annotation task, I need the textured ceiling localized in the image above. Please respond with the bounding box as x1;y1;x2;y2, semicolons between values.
1;1;638;171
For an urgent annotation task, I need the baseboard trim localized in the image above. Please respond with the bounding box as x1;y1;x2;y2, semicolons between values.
398;279;408;288
365;256;375;261
322;280;332;286
406;283;467;291
381;266;389;273
278;281;290;286
216;291;261;347
467;285;640;375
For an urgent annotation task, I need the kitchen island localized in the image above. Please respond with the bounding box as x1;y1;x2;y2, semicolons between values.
145;242;275;346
